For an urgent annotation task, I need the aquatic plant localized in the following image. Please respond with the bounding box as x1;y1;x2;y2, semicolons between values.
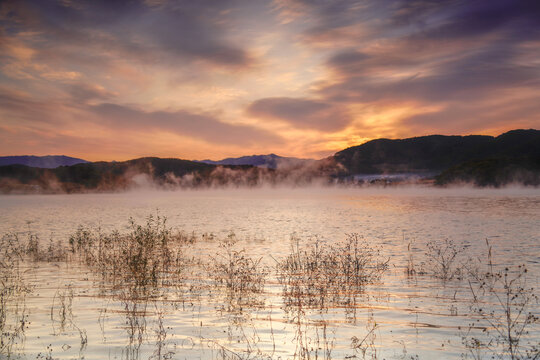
211;232;267;295
4;210;539;360
404;242;417;277
289;314;335;360
461;241;539;359
0;233;31;358
49;285;87;356
278;234;389;309
463;269;539;359
423;238;465;281
120;289;149;359
351;308;379;360
149;305;175;360
69;214;190;289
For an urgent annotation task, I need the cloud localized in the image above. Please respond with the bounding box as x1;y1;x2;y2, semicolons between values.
279;0;540;136
0;0;539;160
406;0;540;41
400;95;540;135
0;89;64;125
280;0;540;45
90;103;283;146
247;97;351;131
0;0;255;69
322;47;539;103
0;88;283;155
67;82;117;103
325;49;420;80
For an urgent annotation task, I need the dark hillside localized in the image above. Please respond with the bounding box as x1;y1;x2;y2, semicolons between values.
334;130;540;175
435;157;540;187
0;157;235;193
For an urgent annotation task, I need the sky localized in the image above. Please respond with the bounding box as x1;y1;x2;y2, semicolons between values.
0;0;539;161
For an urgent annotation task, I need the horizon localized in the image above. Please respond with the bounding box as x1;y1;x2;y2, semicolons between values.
0;127;537;162
0;128;538;162
1;1;539;161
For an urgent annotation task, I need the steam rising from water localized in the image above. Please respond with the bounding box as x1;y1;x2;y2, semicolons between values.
1;152;538;194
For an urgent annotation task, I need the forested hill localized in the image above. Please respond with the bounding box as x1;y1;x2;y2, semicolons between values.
0;157;264;193
333;129;540;175
1;130;538;192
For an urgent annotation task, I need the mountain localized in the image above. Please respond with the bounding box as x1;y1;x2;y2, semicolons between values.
333;129;540;175
198;154;313;169
0;157;272;193
1;130;538;192
0;155;88;168
435;157;540;187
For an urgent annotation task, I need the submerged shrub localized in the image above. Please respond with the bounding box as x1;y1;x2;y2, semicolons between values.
0;231;66;263
423;238;466;281
461;241;539;360
277;234;388;308
210;232;267;295
0;234;31;357
69;215;191;289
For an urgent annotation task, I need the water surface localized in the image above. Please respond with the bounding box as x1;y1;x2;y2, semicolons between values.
1;187;539;359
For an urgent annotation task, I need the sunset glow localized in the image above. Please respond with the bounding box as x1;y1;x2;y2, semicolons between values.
1;0;539;161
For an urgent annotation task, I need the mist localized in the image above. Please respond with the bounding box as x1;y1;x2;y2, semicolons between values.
0;153;538;194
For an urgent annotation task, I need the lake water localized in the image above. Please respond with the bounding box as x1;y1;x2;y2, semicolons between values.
1;186;539;359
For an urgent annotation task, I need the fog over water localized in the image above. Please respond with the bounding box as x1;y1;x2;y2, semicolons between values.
1;187;539;359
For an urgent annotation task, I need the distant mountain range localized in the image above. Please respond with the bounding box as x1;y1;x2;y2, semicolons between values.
198;153;313;169
0;155;88;168
0;129;538;192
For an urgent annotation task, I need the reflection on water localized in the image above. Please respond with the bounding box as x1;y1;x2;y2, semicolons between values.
0;187;539;359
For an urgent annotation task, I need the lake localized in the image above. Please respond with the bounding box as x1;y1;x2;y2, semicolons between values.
1;186;539;359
